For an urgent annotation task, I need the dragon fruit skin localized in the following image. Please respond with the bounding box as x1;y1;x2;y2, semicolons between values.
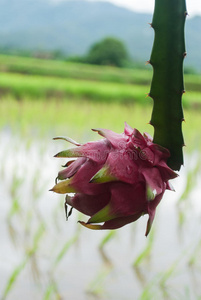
51;123;177;236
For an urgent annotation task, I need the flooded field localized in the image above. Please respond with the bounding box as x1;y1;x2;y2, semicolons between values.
1;123;201;300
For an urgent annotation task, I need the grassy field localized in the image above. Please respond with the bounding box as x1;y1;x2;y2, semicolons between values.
0;54;153;84
0;72;151;104
0;54;200;107
0;54;200;89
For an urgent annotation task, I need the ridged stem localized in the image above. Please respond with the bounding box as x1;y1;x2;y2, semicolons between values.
149;0;187;170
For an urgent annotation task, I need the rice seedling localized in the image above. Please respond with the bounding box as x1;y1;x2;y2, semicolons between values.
43;280;61;300
99;231;117;250
132;230;155;267
1;258;28;300
176;154;201;228
188;239;201;267
53;235;79;269
86;265;113;298
139;286;155;300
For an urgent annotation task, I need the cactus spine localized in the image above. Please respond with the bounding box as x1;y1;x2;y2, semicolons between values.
149;0;187;170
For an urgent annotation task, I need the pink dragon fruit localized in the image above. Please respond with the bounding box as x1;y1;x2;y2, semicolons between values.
51;123;177;236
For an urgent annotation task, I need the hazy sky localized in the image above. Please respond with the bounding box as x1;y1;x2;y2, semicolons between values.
54;0;201;17
99;0;200;16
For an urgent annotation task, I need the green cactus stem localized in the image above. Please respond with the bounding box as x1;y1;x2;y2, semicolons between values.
149;0;187;170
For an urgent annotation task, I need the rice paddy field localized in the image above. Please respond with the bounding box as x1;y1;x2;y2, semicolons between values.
0;55;201;300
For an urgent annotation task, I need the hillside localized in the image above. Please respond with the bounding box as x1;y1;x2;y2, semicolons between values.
0;0;200;70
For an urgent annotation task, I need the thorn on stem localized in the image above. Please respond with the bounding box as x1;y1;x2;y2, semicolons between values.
146;93;153;99
145;60;152;66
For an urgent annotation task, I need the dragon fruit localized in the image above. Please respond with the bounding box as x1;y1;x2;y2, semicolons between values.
51;123;177;236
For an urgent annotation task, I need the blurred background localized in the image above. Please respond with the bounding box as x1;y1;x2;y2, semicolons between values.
0;0;201;299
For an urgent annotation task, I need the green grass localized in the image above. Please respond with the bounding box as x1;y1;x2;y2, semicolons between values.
0;54;200;91
0;72;151;104
0;54;152;85
0;71;200;108
0;54;200;108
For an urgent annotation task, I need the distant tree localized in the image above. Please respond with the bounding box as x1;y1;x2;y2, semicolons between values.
86;37;129;67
